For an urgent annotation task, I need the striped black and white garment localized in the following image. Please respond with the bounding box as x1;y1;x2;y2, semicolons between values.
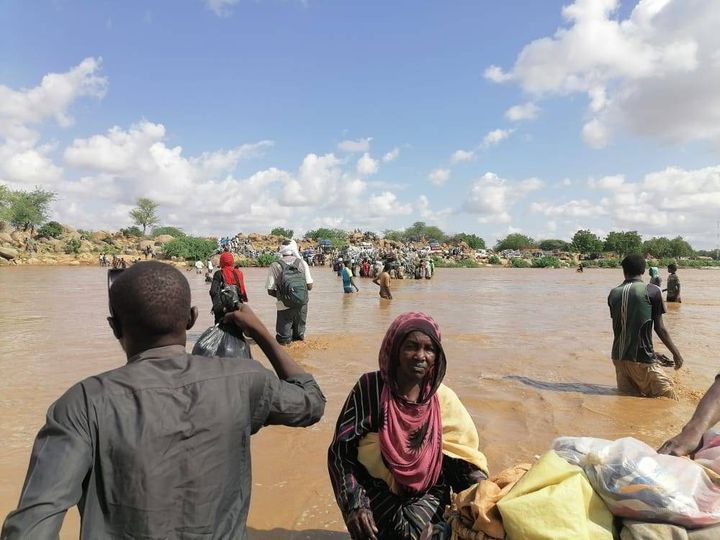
327;371;482;540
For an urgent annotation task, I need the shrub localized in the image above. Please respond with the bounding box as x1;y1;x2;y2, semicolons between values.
511;258;531;268
455;258;479;268
38;221;64;238
256;253;278;267
487;255;502;265
153;226;186;238
120;226;143;237
597;258;621;268
532;256;562;268
161;236;216;261
270;227;293;239
77;229;94;240
64;238;82;254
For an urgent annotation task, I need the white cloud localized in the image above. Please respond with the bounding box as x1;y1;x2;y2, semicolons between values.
484;65;513;83
505;102;540;121
337;137;372;153
0;57;107;143
428;168;451;186
204;0;239;17
486;0;720;147
356;152;379;176
463;172;542;224
482;128;514;147
382;147;400;162
450;149;475;163
531;199;607;218
367;191;412;217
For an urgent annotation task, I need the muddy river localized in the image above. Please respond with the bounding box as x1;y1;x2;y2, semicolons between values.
1;266;718;538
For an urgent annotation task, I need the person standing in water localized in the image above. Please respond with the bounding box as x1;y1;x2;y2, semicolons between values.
649;266;661;288
340;261;359;294
608;255;684;399
664;263;682;303
373;262;393;299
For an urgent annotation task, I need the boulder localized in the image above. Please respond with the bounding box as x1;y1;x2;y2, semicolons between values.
10;230;28;243
0;232;13;244
91;230;112;242
26;257;41;265
154;235;175;244
78;240;95;254
65;231;81;241
49;239;65;253
62;224;76;234
139;240;155;252
0;246;18;260
68;260;81;266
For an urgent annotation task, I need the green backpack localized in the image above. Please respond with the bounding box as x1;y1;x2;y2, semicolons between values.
276;259;308;308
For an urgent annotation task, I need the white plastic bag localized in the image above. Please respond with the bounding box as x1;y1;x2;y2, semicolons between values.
552;436;720;528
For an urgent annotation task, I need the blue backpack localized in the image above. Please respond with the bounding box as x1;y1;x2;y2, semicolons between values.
276;258;308;308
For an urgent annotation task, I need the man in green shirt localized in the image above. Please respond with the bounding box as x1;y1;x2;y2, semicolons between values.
608;254;684;399
665;263;682;302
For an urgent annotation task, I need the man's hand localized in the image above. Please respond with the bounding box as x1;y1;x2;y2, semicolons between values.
674;353;684;370
658;427;704;457
223;304;266;341
346;508;378;540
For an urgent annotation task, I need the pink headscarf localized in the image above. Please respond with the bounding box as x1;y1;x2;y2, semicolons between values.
378;312;446;494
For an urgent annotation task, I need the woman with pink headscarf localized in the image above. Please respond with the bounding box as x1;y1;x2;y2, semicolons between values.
328;312;488;539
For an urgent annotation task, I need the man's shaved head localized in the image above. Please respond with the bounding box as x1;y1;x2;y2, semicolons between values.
110;261;191;336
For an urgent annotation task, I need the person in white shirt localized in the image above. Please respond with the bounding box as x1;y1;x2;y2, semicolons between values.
265;240;314;344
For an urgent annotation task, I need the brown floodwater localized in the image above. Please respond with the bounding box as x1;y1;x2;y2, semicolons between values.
1;266;719;538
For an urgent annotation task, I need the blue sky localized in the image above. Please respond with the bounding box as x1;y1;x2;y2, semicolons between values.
1;0;719;247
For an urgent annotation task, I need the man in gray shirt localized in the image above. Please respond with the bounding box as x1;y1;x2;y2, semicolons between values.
1;261;325;539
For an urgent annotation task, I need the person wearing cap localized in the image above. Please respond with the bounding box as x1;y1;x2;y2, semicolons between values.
265;240;314;344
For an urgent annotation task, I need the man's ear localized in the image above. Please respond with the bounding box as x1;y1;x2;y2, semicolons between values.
187;306;199;330
107;316;123;339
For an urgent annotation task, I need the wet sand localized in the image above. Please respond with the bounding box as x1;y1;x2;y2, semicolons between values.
1;266;718;538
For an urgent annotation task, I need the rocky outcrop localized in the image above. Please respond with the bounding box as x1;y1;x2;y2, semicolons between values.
0;246;18;260
154;235;175;244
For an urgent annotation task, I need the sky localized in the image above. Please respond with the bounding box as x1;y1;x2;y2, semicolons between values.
1;0;720;248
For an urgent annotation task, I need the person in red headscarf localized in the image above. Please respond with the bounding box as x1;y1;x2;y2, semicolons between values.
209;251;248;323
328;312;488;540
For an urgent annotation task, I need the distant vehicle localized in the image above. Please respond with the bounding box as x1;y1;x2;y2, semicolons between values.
428;242;442;252
318;239;333;253
475;249;488;259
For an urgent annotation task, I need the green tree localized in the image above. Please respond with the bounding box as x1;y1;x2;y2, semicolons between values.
7;187;56;231
305;227;348;248
495;233;536;251
161;236;216;261
120;226;144;237
0;185;11;221
271;227;294;238
38;221;64;238
571;229;604;254
152;226;186;238
403;221;446;243
450;233;486;249
642;237;672;258
383;229;405;242
669;236;693;258
538;239;571;252
129;198;160;235
604;230;642;256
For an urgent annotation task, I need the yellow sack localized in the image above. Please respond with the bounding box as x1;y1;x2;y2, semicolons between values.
497;450;614;540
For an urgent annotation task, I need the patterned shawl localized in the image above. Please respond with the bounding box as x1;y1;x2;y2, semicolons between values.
378;312;447;494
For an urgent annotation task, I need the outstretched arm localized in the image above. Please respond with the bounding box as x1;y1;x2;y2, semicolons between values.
654;315;683;369
225;305;306;379
659;378;720;456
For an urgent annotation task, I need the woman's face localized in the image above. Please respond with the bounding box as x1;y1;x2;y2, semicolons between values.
396;331;437;386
